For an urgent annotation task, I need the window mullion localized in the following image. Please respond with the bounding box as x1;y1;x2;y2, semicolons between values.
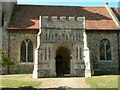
26;42;28;63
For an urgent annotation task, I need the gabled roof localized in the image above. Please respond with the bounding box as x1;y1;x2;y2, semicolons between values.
7;5;119;30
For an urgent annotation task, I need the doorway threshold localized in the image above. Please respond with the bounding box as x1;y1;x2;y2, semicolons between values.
57;74;70;77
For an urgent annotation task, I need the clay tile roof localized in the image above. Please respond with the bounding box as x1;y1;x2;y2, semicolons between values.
7;5;119;30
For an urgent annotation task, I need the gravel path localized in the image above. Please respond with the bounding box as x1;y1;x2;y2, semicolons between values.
38;77;90;88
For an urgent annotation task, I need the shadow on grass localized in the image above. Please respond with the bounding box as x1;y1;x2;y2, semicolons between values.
94;71;120;76
1;86;36;90
1;86;119;90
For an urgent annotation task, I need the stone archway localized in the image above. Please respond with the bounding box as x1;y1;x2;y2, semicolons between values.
55;47;70;76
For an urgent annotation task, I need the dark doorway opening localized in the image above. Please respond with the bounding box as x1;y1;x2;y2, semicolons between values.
55;47;70;76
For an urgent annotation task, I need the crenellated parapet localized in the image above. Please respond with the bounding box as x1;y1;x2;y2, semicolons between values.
40;16;85;29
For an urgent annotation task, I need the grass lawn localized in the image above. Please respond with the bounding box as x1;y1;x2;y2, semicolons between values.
0;74;119;89
86;75;119;89
0;74;41;89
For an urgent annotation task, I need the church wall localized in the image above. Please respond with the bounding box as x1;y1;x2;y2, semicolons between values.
8;30;37;74
0;10;2;75
4;30;119;74
2;2;16;51
0;11;2;50
1;2;16;74
2;29;8;52
87;31;118;72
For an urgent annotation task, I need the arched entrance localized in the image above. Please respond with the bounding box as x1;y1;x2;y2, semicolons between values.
55;47;70;76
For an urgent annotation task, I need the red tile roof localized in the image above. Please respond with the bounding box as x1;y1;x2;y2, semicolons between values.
7;5;119;30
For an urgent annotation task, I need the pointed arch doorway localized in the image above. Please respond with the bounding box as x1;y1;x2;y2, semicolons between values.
55;47;70;76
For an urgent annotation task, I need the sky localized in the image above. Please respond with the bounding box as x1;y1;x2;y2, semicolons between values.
17;0;120;8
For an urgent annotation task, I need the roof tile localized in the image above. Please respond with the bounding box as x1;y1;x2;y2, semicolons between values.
8;5;119;30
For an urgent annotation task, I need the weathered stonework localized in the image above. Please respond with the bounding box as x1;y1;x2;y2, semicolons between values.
0;11;2;50
1;2;119;76
1;2;16;74
9;30;37;74
7;30;119;75
1;1;17;51
87;31;118;72
1;28;8;74
0;11;2;75
33;16;91;78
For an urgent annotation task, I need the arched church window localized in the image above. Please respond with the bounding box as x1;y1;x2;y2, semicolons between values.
20;39;33;63
100;39;111;60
